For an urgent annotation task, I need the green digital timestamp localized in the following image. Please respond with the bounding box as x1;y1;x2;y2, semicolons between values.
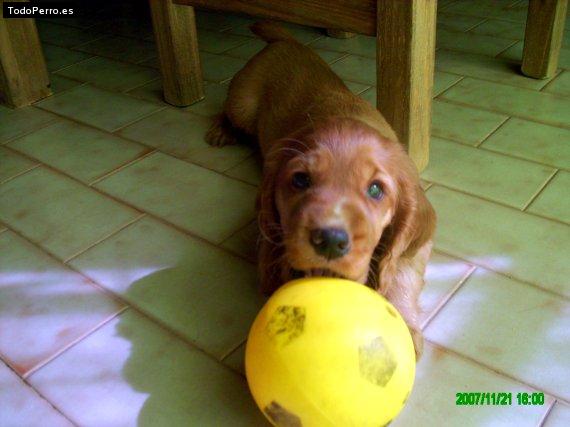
455;392;545;406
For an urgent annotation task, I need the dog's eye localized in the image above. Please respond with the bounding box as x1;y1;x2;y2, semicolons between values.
367;181;384;200
292;172;311;190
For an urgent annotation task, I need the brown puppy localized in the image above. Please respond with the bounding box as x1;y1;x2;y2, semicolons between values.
207;22;436;358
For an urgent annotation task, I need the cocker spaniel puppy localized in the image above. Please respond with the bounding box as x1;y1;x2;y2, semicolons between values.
207;22;436;358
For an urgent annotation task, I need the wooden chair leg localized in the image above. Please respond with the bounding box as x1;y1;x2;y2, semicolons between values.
149;0;204;106
0;14;51;108
522;0;568;79
375;0;436;172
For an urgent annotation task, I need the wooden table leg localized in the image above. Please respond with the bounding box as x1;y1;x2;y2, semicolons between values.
376;0;437;172
0;8;51;108
522;0;568;79
149;0;204;106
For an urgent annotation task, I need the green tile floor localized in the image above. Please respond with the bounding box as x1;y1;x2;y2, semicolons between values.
1;1;569;425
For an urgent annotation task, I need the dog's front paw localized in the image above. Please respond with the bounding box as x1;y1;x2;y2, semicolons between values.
206;114;238;147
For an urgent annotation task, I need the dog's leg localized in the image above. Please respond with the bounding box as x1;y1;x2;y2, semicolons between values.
382;243;432;361
206;113;240;147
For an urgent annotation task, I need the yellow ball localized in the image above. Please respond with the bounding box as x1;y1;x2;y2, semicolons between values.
245;277;415;427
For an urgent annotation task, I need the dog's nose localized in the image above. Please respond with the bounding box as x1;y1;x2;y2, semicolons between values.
309;228;350;259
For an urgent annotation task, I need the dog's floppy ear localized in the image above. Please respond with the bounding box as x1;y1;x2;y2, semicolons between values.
257;137;309;295
373;157;436;294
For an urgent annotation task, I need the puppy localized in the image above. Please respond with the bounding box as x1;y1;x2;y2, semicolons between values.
207;22;436;358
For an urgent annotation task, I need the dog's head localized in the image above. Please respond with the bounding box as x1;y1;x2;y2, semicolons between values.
258;117;435;291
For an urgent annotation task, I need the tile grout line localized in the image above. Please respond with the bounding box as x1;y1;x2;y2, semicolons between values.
420;265;477;331
434;75;466;98
474;115;512;148
0;146;257;266
0;164;41;186
63;213;146;263
437;90;570;130
0;359;79;427
433;64;569;97
88;149;158;186
431;246;570;302
521;169;559;212
424;181;569;227
425;340;570;406
1;223;249;381
537;399;557;427
28;101;259;189
493;39;520;58
23;307;129;380
1;114;60;147
120;76;161;95
220;338;247;362
110;106;168;133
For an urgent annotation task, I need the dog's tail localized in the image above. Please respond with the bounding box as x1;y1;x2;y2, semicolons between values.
250;21;297;43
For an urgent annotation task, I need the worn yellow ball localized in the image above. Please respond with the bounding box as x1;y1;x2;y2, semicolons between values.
245;277;415;427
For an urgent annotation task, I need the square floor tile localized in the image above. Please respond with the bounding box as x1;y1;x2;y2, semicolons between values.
70;217;264;358
220;220;259;263
543;71;570;97
309;35;376;58
224;155;262;186
117;109;251;171
56;57;159;92
0;167;139;260
433;71;463;96
442;0;526;20
330;55;375;85
421;137;554;208
435;50;553;90
420;252;474;327
125;78;163;103
426;186;570;297
436;28;516;57
440;78;570;128
0;362;72;427
28;310;266;426
222;39;266;60
9;120;149;183
95;153;256;243
42;44;92;72
437;12;485;32
75;35;157;64
0;147;37;183
390;343;552;427
48;74;84;94
481;118;570;170
0;107;57;144
527;171;570;224
0;231;123;376
425;268;570;400
544;403;570;427
201;53;248;83
431;99;507;145
469;18;525;39
344;80;371;95
198;29;251;54
37;21;102;48
36;85;163;132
